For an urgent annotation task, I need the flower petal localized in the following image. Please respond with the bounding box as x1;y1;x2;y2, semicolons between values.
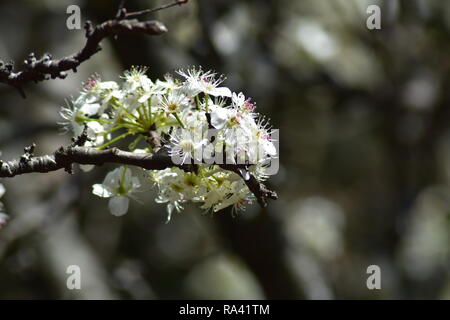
210;107;229;129
0;183;5;198
92;184;112;198
210;86;232;97
80;103;101;116
108;196;129;216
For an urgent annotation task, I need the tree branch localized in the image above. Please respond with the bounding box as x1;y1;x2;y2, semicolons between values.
0;143;277;208
0;0;190;97
0;138;189;177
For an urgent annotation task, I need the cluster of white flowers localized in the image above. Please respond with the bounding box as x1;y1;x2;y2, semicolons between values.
60;66;277;221
0;183;8;229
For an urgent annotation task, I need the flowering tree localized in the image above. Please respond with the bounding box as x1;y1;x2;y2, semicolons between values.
0;0;277;226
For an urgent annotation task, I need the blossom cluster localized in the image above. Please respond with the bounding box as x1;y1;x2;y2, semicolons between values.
60;66;277;221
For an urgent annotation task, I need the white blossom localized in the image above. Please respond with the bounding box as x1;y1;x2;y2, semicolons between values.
210;104;231;129
178;67;232;97
159;89;190;114
122;66;153;92
168;128;208;165
92;167;141;216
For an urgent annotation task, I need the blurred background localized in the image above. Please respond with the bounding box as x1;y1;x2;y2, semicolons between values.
0;0;450;299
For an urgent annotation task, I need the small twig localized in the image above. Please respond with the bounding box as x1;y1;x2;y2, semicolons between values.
0;0;190;97
123;0;189;19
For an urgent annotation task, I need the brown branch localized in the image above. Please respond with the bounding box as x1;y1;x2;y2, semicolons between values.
0;0;190;97
0;145;179;177
0;142;277;208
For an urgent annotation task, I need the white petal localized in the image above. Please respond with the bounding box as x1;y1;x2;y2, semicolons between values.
210;86;232;97
98;81;118;90
111;90;124;100
74;93;97;106
103;168;122;189
263;140;277;156
108;196;129;216
86;121;104;133
92;184;112;198
0;184;5;198
232;92;245;107
80;103;101;116
210;107;229;129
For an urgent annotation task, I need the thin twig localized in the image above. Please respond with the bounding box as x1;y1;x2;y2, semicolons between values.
123;0;189;19
0;0;190;97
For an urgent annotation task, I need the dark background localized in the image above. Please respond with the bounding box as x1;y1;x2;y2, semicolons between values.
0;0;449;299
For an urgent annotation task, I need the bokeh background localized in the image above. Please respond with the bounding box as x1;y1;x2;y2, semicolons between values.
0;0;450;299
